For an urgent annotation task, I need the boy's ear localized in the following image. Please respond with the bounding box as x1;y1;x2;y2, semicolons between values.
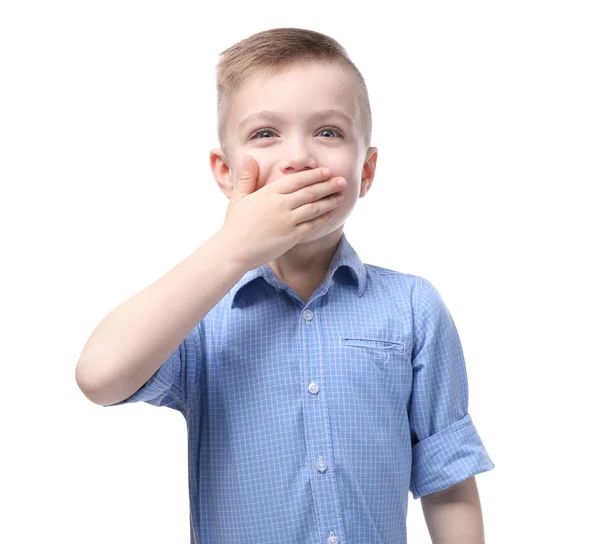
210;148;234;198
359;147;378;198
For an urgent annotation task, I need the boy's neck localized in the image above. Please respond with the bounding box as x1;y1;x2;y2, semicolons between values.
267;226;345;299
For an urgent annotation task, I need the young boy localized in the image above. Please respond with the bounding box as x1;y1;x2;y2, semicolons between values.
76;28;494;544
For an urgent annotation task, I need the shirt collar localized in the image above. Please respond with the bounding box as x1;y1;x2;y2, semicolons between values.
229;231;367;307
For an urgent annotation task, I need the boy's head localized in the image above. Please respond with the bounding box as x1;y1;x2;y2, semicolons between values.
210;28;378;226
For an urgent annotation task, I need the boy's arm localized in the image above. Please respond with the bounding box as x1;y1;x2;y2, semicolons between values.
420;476;486;544
75;229;247;406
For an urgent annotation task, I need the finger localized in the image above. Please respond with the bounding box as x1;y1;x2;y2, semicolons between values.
292;190;344;225
275;168;332;195
288;177;346;210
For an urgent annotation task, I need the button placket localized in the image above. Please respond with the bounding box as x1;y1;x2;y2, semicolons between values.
302;306;344;543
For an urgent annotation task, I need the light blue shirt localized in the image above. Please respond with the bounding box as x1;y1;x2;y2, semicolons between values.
105;232;495;544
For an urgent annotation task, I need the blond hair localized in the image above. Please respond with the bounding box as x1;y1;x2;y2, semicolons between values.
215;28;372;155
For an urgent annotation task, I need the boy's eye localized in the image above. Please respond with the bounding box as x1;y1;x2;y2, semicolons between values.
250;129;276;140
249;127;344;140
318;128;343;138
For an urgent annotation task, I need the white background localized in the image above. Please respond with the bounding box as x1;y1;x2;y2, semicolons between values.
1;1;598;542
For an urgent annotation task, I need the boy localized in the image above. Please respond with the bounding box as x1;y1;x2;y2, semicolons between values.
76;27;494;544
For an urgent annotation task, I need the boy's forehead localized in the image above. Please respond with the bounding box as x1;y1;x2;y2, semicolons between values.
229;63;359;129
236;108;356;133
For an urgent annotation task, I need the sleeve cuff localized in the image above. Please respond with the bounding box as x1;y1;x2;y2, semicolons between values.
102;354;175;407
410;413;495;500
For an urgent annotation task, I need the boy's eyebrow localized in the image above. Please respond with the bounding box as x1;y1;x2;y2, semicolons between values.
237;109;355;132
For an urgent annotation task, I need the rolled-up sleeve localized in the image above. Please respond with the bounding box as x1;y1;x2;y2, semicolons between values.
408;277;495;500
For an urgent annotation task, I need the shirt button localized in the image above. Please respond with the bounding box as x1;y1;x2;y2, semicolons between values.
328;532;339;544
315;458;328;473
303;309;313;321
308;381;320;395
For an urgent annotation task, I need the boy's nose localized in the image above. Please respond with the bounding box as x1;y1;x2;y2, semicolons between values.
281;165;318;177
279;144;319;175
280;155;320;175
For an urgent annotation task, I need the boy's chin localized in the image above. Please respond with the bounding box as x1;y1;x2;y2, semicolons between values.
295;221;345;245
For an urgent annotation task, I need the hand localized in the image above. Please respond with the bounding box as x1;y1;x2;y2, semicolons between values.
221;155;346;270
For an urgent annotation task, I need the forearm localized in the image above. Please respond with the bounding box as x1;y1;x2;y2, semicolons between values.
420;476;486;544
75;228;247;405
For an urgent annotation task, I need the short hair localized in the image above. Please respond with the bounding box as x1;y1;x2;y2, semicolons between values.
215;28;372;155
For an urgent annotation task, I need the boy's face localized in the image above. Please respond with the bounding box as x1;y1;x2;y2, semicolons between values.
210;61;378;233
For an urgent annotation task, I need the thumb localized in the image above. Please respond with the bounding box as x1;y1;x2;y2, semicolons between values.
232;155;258;200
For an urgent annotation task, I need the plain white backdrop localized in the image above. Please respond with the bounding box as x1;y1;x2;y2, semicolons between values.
1;1;598;542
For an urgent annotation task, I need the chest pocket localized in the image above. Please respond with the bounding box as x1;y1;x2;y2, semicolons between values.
340;336;409;374
340;337;406;351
